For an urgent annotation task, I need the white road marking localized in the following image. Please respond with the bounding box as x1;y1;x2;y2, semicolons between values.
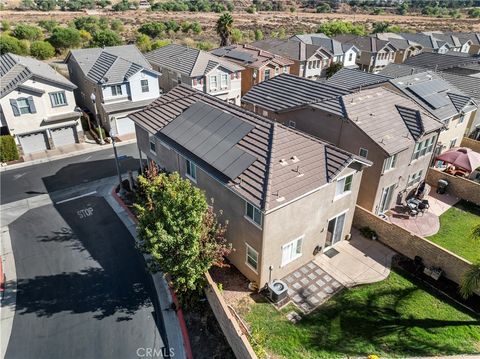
77;207;94;219
13;173;27;180
83;155;93;161
55;191;97;204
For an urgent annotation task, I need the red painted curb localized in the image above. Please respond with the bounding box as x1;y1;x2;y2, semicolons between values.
111;188;193;359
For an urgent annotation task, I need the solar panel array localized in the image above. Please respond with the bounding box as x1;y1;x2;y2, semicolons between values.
407;79;451;109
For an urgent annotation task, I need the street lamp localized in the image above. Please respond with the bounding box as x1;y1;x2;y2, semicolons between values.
90;93;105;145
109;126;126;197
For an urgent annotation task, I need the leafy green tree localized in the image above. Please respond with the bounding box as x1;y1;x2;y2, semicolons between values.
254;29;263;41
216;12;234;47
326;62;343;78
90;29;122;47
191;21;202;34
164;19;180;33
74;16;101;33
136;33;152;52
48;27;81;51
38;20;59;33
1;20;11;32
181;21;191;34
135;168;231;301
0;35;29;55
196;41;214;51
96;0;111;8
30;40;55;59
138;22;166;38
12;24;43;41
460;263;480;299
397;2;409;15
317;21;366;37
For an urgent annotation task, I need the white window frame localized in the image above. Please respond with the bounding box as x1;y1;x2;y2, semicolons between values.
359;148;368;159
283;66;288;73
335;173;353;199
17;98;31;114
457;113;466;126
245;201;262;227
245;243;258;272
149;135;156;154
220;74;228;88
111;85;123;96
281;236;303;267
209;76;218;91
185;159;197;182
449;138;457;149
141;79;149;93
288;120;296;128
49;91;67;107
383;154;397;173
264;69;271;81
407;170;423;187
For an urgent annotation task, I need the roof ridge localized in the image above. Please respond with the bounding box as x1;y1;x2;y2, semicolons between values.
262;122;277;210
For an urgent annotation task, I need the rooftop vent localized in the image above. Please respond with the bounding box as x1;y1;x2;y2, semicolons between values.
291;155;300;163
279;159;288;166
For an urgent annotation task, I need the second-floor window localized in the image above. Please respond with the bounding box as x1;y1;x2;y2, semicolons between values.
220;74;228;88
407;170;423;187
412;135;436;161
457;114;465;126
141;79;149;93
210;76;217;91
359;148;368;159
17;98;34;114
245;243;258;271
449;138;457;149
383;154;397;172
10;96;37;116
49;91;67;107
348;52;353;61
111;85;123;96
335;174;353;198
264;69;271;81
245;201;262;226
149;135;156;154
283;66;288;73
185;159;197;181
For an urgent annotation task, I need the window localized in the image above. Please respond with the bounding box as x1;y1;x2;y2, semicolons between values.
457;114;465;126
281;236;303;266
245;201;262;226
449;138;457;149
17;98;31;114
141;79;149;93
283;66;288;73
220;74;228;88
209;76;217;90
348;52;353;61
383;154;397;172
111;85;123;96
149;135;156;154
275;67;279;75
264;69;271;81
288;120;296;128
185;159;197;181
308;61;312;69
245;243;258;271
335;174;353;198
359;148;368;159
49;91;67;107
412;136;436;161
407;170;423;187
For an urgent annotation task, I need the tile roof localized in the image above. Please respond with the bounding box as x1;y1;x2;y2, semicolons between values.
333;35;394;53
437;72;480;101
241;73;349;115
67;45;155;85
129;85;368;210
324;68;391;91
379;63;423;78
404;52;480;71
290;33;352;56
1;53;76;98
399;33;448;51
210;44;293;69
145;44;243;77
251;39;333;61
101;98;156;114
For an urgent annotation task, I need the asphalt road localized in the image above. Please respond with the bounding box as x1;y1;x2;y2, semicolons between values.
5;195;165;359
0;143;140;205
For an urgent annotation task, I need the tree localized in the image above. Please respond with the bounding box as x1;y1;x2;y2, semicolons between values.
216;12;234;47
12;24;43;41
254;29;263;41
135;168;231;301
35;0;56;11
317;21;366;37
74;16;101;33
230;28;243;44
38;20;59;33
0;135;19;163
151;39;171;50
460;263;480;299
96;0;111;8
0;35;29;55
1;20;11;32
397;2;409;15
90;29;122;47
191;21;202;35
30;40;55;59
136;33;152;52
110;19;124;32
326;62;343;78
138;22;166;38
316;3;331;13
20;0;35;10
48;27;81;51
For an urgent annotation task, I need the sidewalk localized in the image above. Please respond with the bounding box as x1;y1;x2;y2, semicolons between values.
0;139;136;172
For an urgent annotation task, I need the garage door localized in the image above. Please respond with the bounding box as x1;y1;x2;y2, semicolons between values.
51;126;76;147
116;117;135;136
18;132;48;154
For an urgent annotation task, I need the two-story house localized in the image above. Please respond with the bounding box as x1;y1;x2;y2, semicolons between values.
333;35;397;73
451;32;480;55
289;33;360;68
372;33;423;64
251;39;334;79
66;45;161;137
210;44;294;95
399;33;451;54
0;53;82;155
422;32;471;53
386;72;478;154
242;75;443;214
129;84;370;288
145;44;243;105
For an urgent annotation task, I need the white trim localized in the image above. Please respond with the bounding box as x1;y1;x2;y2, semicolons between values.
334;172;354;200
185;159;197;183
281;235;304;267
245;243;259;273
327;208;349;222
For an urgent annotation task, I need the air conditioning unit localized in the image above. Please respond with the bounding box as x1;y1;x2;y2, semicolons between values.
268;280;288;303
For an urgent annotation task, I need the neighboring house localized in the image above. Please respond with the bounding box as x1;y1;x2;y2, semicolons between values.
251;39;334;79
0;53;82;155
451;32;480;55
210;44;294;95
403;52;480;75
324;68;391;91
145;44;244;105
66;45;161;137
422;32;471;53
386;71;478;155
373;33;423;63
129;84;370;288
289;33;360;68
242;76;443;214
399;33;451;54
333;35;397;72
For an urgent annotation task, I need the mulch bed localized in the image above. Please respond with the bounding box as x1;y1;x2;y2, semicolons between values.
392;254;480;314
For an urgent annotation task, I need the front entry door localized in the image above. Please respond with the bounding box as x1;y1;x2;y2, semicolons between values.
325;212;346;250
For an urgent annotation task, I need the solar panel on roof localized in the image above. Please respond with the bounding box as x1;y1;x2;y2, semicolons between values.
406;79;449;97
160;102;257;180
422;93;451;109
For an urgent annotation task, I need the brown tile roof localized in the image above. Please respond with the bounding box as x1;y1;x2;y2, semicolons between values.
210;44;294;69
130;85;369;211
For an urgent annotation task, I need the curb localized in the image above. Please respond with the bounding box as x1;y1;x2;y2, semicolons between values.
0;139;137;172
110;188;193;359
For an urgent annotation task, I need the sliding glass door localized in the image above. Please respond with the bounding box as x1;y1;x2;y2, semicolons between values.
325;212;346;250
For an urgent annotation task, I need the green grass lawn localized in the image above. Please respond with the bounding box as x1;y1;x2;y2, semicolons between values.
427;200;480;263
237;269;480;359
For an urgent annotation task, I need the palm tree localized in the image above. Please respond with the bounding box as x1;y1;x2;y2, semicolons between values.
216;12;234;47
460;263;480;299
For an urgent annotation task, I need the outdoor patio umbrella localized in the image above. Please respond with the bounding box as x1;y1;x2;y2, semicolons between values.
436;147;480;172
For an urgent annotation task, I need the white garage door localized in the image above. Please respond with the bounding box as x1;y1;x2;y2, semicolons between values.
51;126;76;147
116;117;135;136
19;132;48;154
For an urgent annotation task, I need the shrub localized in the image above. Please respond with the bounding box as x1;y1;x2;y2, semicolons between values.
35;0;56;11
0;35;29;55
38;20;58;33
110;19;124;32
0;135;20;162
254;29;263;41
30;40;55;59
316;3;331;13
469;8;480;18
196;41;214;51
138;22;166;38
317;21;366;37
48;27;81;51
136;33;152;52
12;24;43;41
151;39;171;50
1;20;11;31
90;29;122;47
230;28;243;44
191;21;202;34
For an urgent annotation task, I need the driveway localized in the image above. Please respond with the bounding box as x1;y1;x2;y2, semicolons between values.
3;195;166;359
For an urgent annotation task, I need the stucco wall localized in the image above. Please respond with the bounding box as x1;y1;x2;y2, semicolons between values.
426;168;480;206
437;112;471;151
128;70;161;102
461;136;480;153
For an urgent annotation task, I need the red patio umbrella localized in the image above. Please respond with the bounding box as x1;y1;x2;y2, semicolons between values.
436;147;480;172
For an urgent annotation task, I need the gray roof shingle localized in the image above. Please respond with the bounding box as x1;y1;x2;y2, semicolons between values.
290;33;352;56
404;52;480;71
251;39;333;61
324;68;391;91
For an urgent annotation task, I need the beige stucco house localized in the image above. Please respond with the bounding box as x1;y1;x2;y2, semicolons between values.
0;53;82;155
129;85;370;288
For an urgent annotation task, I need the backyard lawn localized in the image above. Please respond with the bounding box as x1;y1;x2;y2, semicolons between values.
237;269;480;359
427;200;480;263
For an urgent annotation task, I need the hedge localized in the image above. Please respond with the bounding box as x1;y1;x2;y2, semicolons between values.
0;135;20;162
